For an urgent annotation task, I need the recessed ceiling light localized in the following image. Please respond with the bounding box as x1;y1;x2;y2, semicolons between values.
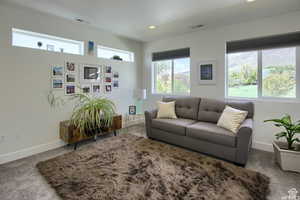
246;0;256;2
148;25;156;30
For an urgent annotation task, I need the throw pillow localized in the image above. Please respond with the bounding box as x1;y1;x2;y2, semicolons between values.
156;101;177;119
217;105;248;133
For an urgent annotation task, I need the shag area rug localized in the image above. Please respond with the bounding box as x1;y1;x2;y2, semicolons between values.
37;134;270;200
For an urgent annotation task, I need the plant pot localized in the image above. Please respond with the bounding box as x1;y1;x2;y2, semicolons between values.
273;141;300;173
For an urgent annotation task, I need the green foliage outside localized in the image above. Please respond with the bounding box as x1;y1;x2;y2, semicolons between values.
229;64;295;98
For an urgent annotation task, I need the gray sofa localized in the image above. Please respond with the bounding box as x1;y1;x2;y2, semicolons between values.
144;96;254;165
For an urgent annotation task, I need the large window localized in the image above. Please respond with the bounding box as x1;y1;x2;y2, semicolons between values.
12;28;84;55
227;47;297;99
97;45;134;62
153;58;190;94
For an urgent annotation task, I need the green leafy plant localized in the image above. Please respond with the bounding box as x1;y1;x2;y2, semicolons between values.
264;115;300;150
70;93;116;136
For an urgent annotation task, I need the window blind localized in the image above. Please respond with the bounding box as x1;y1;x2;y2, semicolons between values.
152;48;190;61
226;32;300;53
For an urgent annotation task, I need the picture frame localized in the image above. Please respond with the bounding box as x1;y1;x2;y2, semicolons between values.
65;84;76;95
80;64;101;83
129;105;136;115
105;85;112;93
51;78;64;90
113;80;119;88
113;71;119;79
81;84;92;94
92;84;101;94
198;60;217;85
51;65;64;77
65;62;76;73
105;66;112;74
105;77;112;83
65;73;76;83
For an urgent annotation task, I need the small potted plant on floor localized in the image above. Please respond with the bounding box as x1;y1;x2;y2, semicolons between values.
264;115;300;172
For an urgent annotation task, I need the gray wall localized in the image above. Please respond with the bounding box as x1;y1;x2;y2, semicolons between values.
143;11;300;152
0;2;143;163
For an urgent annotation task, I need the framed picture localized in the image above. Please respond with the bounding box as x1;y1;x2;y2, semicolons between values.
105;85;112;93
92;84;101;94
51;65;64;77
51;78;64;90
81;84;92;94
80;64;101;83
129;105;136;115
65;62;76;73
65;73;76;83
105;77;112;83
198;60;217;85
113;71;119;79
65;85;76;95
113;80;119;88
105;66;112;73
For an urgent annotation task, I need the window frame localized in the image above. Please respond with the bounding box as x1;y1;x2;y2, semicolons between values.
12;28;84;55
225;46;300;101
97;45;135;62
152;58;190;95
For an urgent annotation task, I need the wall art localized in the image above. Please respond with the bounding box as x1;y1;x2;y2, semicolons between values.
80;64;101;83
65;62;76;73
51;79;64;90
198;60;217;85
51;65;64;77
65;73;76;83
65;84;76;95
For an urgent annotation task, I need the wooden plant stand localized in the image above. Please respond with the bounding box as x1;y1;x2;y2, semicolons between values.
59;115;122;150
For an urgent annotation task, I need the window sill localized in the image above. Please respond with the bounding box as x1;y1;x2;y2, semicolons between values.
151;93;190;97
225;96;300;104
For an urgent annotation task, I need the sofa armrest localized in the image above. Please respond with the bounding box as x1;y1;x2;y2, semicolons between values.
236;118;253;165
144;109;157;137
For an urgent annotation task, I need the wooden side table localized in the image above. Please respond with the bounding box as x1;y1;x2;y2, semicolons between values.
60;115;122;150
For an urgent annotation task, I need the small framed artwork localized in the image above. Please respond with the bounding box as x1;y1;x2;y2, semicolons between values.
80;64;101;83
51;79;64;90
65;85;76;95
113;71;119;79
51;65;64;77
129;105;136;115
81;84;91;94
105;85;112;93
105;66;112;73
65;62;76;73
198;60;217;85
92;84;101;94
65;73;76;83
113;80;119;88
105;77;112;83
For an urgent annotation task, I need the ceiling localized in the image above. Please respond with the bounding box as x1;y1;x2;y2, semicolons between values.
2;0;300;42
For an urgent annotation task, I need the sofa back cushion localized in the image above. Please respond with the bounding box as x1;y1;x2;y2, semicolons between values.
163;96;201;120
198;98;254;123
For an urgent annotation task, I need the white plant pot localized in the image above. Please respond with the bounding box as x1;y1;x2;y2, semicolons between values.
273;141;300;173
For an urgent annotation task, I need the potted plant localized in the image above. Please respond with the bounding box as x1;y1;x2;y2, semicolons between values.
70;93;116;137
264;115;300;172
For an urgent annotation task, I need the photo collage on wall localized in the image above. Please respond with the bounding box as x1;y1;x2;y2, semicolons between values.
50;62;119;95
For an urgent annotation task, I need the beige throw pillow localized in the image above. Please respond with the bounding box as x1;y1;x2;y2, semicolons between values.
156;101;177;119
217;105;248;133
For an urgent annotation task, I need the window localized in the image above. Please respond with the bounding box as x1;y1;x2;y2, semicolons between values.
153;58;190;94
97;45;134;62
227;47;297;99
12;28;84;55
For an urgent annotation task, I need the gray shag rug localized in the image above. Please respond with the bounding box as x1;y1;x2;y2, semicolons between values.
37;134;270;200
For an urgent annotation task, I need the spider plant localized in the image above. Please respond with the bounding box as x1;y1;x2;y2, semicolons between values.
70;93;116;136
264;114;300;150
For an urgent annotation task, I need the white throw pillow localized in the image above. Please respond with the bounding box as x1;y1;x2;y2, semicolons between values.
217;105;248;133
156;101;177;119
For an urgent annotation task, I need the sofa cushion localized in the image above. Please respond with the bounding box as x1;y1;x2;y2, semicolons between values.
163;96;201;120
186;122;236;147
152;118;196;136
198;98;254;123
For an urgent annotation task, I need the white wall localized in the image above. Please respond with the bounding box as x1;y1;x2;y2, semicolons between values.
0;2;143;164
143;11;300;152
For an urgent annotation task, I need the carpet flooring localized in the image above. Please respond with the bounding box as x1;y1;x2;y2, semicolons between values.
0;125;299;200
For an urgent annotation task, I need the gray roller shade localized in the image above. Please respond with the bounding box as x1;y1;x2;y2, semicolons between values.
226;32;300;53
152;48;190;61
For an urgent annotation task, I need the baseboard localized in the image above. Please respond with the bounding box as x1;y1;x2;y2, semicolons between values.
0;140;65;165
252;141;273;152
